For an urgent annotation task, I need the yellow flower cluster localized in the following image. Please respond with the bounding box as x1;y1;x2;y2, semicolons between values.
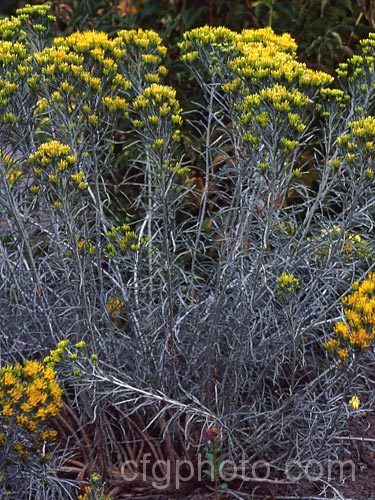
134;84;180;109
242;85;309;121
29;141;73;166
342;234;369;259
102;96;128;113
0;354;62;455
281;137;300;152
180;26;332;88
277;272;300;293
180;26;238;50
132;84;182;143
106;224;140;257
336;116;375;178
323;273;375;361
16;3;54;19
179;26;243;81
34;45;84;74
241;27;297;54
0;16;22;40
29;24;172;144
112;29;168;89
71;171;88;190
5;164;22;186
43;339;93;376
55;30;111;54
28;141;88;205
180;26;238;66
39;27;167;95
76;238;95;254
180;26;332;156
230;45;331;88
106;296;124;318
336;33;375;81
317;226;370;262
349;116;375;140
54;30;128;86
0;149;22;186
320;88;350;108
0;3;52;40
0;41;28;114
117;28;166;54
163;160;190;177
44;339;70;366
0;41;26;66
238;84;308;150
0;3;173;164
29;142;74;192
33;32;130;131
247;84;309;109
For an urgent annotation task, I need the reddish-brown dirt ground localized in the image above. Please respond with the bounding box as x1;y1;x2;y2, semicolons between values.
117;412;375;499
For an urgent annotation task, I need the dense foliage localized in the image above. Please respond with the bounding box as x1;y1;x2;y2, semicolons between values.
0;3;374;499
2;0;375;73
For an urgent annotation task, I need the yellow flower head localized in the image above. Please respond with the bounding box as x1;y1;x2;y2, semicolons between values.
324;274;375;359
349;395;361;411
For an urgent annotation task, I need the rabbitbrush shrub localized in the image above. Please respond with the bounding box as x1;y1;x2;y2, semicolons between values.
0;4;374;498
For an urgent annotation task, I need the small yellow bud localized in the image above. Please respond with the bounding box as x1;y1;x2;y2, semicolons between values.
349;395;360;411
